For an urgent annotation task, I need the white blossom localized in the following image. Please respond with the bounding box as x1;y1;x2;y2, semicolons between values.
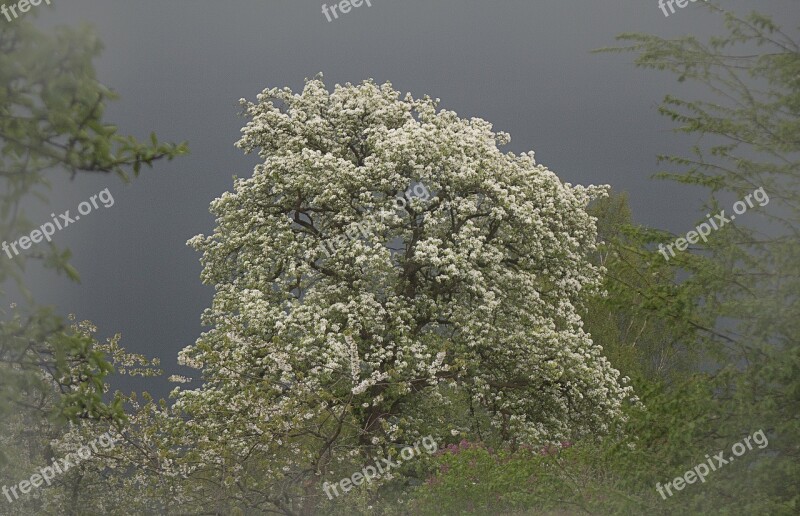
173;76;635;494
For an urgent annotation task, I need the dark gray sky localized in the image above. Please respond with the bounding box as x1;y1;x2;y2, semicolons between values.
16;0;798;397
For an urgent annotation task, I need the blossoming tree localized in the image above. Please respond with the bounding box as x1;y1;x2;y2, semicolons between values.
174;77;634;510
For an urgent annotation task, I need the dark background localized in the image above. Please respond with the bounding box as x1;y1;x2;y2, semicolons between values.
13;0;797;397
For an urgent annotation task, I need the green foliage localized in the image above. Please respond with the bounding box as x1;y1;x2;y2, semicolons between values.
0;20;187;287
582;4;800;514
584;192;698;386
408;439;657;516
0;16;186;473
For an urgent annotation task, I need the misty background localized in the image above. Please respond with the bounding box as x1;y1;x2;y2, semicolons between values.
14;0;797;397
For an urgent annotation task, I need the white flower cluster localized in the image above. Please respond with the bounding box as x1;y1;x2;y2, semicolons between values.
175;76;635;488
